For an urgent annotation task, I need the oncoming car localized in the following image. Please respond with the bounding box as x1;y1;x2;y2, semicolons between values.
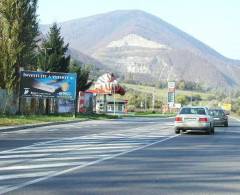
174;106;214;134
209;108;228;127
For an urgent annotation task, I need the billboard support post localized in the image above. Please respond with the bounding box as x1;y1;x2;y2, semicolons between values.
17;67;24;115
73;98;76;118
73;73;77;118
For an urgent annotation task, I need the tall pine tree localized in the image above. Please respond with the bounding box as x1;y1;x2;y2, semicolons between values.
0;0;39;92
68;60;93;92
38;23;70;73
0;19;5;89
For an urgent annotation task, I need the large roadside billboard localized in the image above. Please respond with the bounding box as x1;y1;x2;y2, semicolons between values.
20;71;77;99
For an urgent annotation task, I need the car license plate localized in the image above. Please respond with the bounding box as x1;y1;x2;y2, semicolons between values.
185;118;196;121
214;118;220;120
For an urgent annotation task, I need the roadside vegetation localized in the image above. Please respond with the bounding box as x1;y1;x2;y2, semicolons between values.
0;114;118;126
122;83;240;117
122;83;213;112
127;112;176;117
0;0;92;115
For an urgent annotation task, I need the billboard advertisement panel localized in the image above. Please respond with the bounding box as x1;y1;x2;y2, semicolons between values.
20;71;77;99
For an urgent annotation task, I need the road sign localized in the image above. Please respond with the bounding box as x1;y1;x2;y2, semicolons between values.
168;91;175;104
168;81;176;90
222;103;232;111
167;81;176;107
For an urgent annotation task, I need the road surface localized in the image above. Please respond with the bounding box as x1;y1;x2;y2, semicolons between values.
0;117;240;195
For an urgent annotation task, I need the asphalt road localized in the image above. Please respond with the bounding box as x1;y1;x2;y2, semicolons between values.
0;117;240;195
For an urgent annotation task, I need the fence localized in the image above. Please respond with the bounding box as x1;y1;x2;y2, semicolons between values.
0;89;90;115
0;89;18;114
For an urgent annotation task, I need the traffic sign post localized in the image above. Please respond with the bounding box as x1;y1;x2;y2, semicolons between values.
167;81;176;108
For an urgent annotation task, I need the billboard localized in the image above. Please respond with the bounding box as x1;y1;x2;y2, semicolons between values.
20;71;77;99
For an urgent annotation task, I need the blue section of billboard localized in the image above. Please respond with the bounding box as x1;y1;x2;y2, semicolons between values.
20;71;77;99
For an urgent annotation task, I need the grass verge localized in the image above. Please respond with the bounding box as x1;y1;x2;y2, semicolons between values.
125;112;176;117
0;113;118;126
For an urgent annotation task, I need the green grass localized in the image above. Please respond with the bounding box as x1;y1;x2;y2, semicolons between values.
0;114;118;126
125;112;176;117
122;83;212;100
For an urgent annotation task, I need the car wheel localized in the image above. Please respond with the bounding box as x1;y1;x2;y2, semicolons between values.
224;122;228;127
207;128;211;135
175;128;180;134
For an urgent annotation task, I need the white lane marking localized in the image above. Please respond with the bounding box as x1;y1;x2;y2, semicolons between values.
0;135;167;167
0;135;179;195
1;162;84;171
0;117;174;134
0;121;175;193
0;124;172;155
0;171;55;181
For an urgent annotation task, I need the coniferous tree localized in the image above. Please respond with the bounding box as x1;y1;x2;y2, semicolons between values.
68;60;93;113
38;23;70;73
0;0;39;92
68;60;93;92
0;19;5;89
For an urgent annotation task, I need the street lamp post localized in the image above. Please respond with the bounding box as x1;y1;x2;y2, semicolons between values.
113;85;116;115
191;90;193;106
112;80;117;115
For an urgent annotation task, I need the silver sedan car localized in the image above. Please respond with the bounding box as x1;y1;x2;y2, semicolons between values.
174;106;215;134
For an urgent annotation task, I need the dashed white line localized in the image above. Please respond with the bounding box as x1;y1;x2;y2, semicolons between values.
0;134;179;195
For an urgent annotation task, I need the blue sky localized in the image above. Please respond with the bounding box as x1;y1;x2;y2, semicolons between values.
38;0;240;59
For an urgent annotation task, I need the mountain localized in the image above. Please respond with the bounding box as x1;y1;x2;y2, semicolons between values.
67;48;114;78
41;10;240;89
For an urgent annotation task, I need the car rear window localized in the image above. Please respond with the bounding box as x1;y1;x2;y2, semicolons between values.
210;110;225;117
180;108;206;115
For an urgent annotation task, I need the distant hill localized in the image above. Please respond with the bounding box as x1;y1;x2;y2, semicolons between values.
41;10;240;89
67;48;113;78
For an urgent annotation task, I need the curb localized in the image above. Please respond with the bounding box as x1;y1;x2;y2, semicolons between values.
0;120;84;133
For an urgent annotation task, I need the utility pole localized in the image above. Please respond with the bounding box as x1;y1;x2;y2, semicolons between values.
113;85;116;115
191;90;193;106
145;94;147;111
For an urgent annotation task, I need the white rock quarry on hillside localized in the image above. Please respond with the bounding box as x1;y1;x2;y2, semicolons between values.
94;34;177;81
107;34;170;49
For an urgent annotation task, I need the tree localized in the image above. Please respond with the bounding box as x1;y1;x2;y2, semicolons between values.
177;80;185;90
0;0;39;92
38;23;70;73
176;95;189;106
68;60;93;93
0;19;5;89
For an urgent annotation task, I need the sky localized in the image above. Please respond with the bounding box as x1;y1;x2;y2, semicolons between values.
38;0;240;60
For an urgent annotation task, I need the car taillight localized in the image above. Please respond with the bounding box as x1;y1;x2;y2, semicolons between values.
175;117;183;122
199;117;208;122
